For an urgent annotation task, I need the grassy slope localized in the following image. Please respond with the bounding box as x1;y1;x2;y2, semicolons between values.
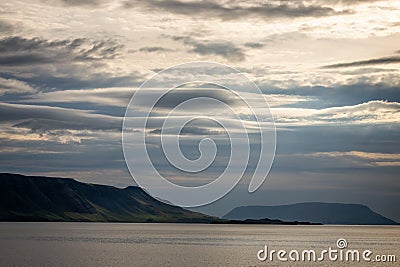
0;173;214;223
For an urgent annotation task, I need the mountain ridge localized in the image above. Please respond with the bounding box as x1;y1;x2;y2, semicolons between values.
0;173;214;223
2;173;396;225
223;202;398;225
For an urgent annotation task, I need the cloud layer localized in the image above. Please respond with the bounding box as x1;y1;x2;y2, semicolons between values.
0;0;399;220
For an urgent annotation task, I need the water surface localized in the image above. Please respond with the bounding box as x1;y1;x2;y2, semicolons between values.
0;223;398;266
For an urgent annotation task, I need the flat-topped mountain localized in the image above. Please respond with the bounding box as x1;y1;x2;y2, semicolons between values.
223;202;397;225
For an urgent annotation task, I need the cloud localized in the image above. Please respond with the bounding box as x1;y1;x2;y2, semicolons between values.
0;101;121;144
312;151;400;161
150;126;222;136
270;123;400;180
144;87;241;111
322;56;400;68
309;151;400;167
60;0;102;5
267;94;316;107
125;0;349;20
0;36;123;66
41;0;107;7
0;102;121;132
21;87;133;107
0;36;143;91
137;46;173;53
260;82;400;109
0;77;36;95
0;0;399;221
272;100;400;125
191;42;245;62
13;72;142;92
171;36;246;61
244;42;265;49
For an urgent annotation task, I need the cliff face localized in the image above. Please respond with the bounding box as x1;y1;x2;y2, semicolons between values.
0;173;214;223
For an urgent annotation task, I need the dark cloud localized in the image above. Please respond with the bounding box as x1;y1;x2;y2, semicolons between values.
150;126;221;136
60;0;102;5
191;42;245;62
125;0;350;20
149;87;240;111
0;102;121;131
138;46;173;53
41;0;106;7
5;72;140;91
244;42;265;49
0;36;143;91
171;36;245;61
0;36;123;66
322;56;400;68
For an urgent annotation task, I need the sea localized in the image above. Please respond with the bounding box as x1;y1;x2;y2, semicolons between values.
0;223;398;266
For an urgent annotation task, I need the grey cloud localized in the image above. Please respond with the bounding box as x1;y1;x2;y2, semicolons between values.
21;87;132;107
138;46;173;53
149;126;222;136
273;124;400;177
147;117;229;136
0;133;131;186
150;88;240;110
171;36;245;61
0;36;123;66
272;100;400;126
7;71;141;91
191;42;245;62
0;54;55;66
125;0;349;20
244;42;265;49
0;102;121;131
60;0;102;5
260;83;400;109
41;0;106;7
0;77;36;95
337;67;400;75
322;56;400;68
0;36;142;91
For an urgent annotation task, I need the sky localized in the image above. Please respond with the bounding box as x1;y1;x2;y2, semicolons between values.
0;0;399;220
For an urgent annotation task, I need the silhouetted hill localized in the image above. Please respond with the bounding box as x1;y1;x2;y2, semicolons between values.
211;218;321;225
0;173;214;223
223;202;397;225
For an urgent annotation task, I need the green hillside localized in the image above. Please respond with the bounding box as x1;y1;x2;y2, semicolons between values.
0;173;214;223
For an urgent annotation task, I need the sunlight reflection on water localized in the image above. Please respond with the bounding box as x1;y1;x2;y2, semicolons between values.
0;223;398;266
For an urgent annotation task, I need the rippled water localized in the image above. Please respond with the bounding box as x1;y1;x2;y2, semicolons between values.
0;223;398;266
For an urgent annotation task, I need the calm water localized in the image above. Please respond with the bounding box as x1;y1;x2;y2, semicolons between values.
0;223;398;266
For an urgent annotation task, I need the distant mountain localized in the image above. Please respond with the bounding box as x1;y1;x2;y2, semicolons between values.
211;218;321;225
0;173;214;223
223;202;398;225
